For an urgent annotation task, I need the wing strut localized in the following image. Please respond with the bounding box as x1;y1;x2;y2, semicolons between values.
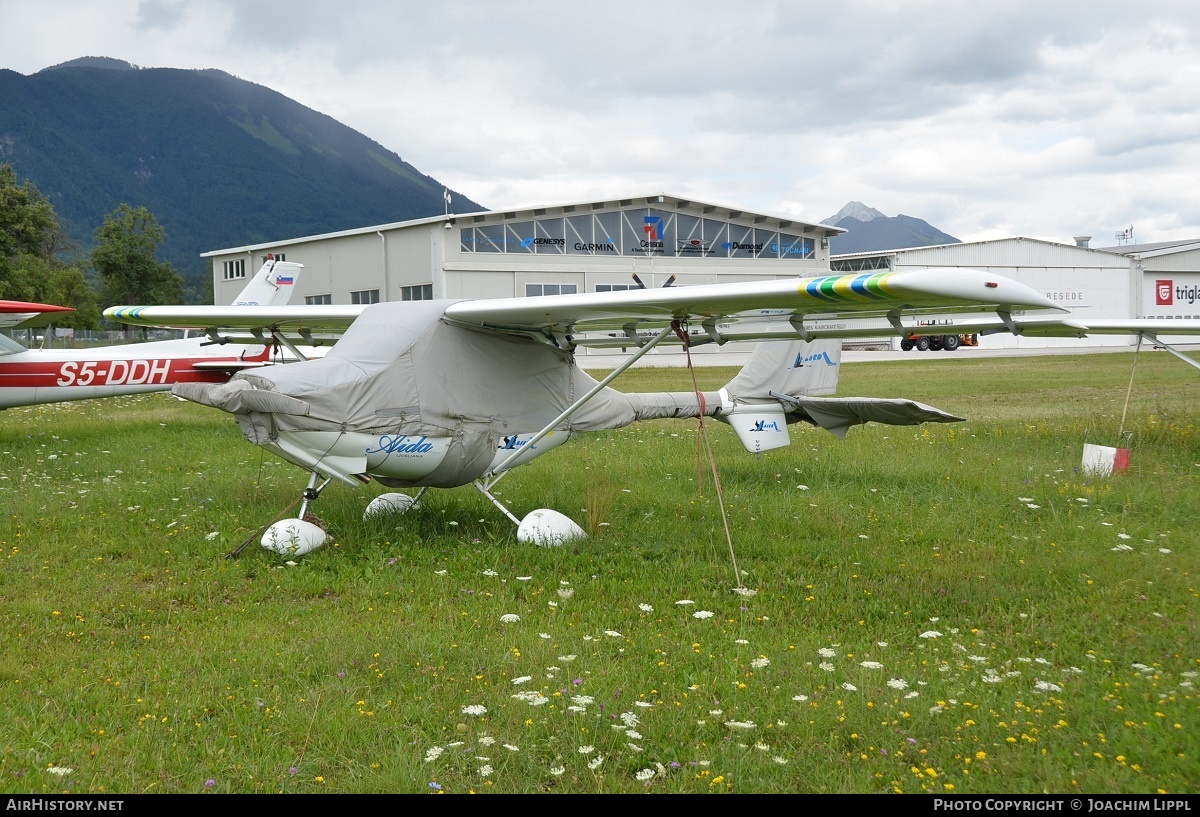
270;330;312;362
481;324;674;488
1142;333;1200;372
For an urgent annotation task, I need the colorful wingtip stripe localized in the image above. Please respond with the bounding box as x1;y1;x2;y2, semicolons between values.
801;272;895;304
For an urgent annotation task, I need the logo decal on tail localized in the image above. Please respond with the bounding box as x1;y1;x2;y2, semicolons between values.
791;351;837;368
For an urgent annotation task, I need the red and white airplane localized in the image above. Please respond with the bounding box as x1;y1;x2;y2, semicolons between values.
0;256;302;410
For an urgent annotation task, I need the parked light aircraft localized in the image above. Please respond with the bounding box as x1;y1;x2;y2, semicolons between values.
0;257;302;410
106;267;1076;556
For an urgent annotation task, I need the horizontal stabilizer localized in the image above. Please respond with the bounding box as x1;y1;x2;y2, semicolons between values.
190;359;275;371
771;393;963;439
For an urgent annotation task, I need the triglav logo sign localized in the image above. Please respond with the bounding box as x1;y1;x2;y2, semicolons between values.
1156;279;1174;306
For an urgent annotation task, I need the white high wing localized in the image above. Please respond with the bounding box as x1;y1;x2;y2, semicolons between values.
0;257;301;410
105;267;1072;556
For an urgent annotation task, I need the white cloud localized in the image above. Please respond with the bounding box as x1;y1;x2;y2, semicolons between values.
3;0;1199;242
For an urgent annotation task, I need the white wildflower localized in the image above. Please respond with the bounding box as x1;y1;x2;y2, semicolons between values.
500;614;520;623
635;768;655;781
841;682;857;691
512;676;532;685
638;603;653;612
818;647;837;658
724;720;756;730
751;657;770;669
675;599;695;605
424;746;444;762
693;610;714;619
919;631;943;639
461;704;487;716
860;661;883;669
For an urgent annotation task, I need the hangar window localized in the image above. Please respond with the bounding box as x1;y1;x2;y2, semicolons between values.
526;283;578;297
261;252;285;264
595;284;635;293
459;206;820;261
351;289;381;305
402;284;433;301
830;257;892;272
222;259;246;280
305;294;332;305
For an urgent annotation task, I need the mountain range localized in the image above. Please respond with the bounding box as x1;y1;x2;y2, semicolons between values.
0;57;483;299
822;201;960;254
1;57;961;300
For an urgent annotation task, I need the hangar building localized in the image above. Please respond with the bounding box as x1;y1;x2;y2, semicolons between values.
204;193;843;359
202;194;1200;354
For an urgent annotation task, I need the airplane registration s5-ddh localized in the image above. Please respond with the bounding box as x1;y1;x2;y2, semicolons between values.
0;257;301;410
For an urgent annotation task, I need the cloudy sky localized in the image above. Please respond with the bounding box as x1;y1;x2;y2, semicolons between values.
4;0;1199;245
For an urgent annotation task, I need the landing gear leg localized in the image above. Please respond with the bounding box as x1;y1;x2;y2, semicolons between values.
299;471;333;520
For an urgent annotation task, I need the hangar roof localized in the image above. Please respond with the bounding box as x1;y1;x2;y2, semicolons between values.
202;193;841;257
1098;239;1200;258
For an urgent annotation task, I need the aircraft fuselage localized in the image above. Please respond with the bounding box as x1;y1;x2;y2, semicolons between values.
0;338;270;410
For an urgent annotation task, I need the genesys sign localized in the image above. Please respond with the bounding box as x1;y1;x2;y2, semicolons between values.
1155;279;1200;306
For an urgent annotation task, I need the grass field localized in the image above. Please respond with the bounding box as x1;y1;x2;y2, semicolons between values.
1;350;1197;794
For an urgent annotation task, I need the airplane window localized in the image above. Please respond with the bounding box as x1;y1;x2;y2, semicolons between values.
0;333;29;355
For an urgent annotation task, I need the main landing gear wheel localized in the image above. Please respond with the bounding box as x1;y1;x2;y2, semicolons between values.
261;518;327;557
516;509;586;547
364;492;418;518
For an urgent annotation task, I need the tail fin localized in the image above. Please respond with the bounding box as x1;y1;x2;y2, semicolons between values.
230;256;303;306
717;339;841;453
717;339;961;452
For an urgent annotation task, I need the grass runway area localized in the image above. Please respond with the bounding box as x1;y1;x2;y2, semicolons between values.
1;351;1197;794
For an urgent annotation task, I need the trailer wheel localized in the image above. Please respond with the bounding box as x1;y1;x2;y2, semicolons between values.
915;336;930;351
900;339;913;351
942;334;960;351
